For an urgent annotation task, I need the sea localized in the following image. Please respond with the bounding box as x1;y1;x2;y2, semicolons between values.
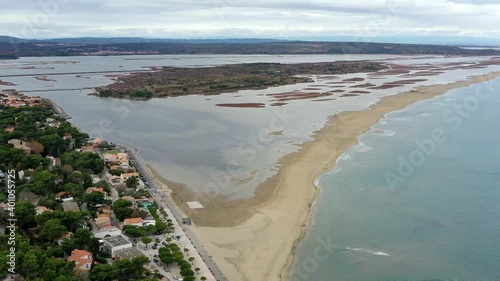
290;78;500;281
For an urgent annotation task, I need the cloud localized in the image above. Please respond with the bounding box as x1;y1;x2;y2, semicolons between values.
0;0;498;43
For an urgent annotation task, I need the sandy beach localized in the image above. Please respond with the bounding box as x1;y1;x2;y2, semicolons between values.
151;70;500;281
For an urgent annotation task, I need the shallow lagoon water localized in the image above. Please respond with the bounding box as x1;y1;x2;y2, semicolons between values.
1;55;499;199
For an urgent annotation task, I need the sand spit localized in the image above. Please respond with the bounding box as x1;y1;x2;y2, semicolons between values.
155;71;500;281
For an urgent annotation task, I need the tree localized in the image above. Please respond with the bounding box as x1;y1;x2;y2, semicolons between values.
180;262;191;271
72;228;93;249
14;201;36;229
41;219;67;242
183;277;195;281
28;141;45;154
85;191;106;206
113;199;133;221
184;247;190;256
155;219;166;233
195;267;200;274
123;227;141;237
188;257;195;265
180;268;195;277
201;276;207;281
126;176;138;189
114;256;150;281
32;171;57;193
20;249;41;277
89;264;118;281
142;237;152;249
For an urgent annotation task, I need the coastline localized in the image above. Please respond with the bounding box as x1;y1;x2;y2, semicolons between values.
151;70;500;281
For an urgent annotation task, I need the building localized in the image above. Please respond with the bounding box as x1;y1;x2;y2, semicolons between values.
80;146;96;153
57;232;74;245
94;213;112;230
34;206;51;216
120;172;139;184
62;201;80;212
67;249;93;271
46;156;61;170
108;175;122;187
56;191;74;202
100;235;133;258
7;139;32;155
93;226;121;239
123;217;143;227
86;187;104;194
114;248;145;261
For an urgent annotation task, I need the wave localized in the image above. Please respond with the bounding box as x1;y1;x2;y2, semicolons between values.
345;247;390;256
355;142;373;153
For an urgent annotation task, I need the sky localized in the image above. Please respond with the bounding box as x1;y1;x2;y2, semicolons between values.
1;0;500;44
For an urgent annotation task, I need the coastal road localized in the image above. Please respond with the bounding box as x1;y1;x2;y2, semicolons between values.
124;145;228;281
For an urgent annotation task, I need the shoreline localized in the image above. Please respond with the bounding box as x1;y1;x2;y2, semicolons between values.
151;70;500;281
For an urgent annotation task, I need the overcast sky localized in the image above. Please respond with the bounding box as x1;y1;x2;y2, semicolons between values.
1;0;499;44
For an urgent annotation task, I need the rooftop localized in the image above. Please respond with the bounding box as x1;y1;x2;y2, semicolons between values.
102;235;132;248
62;201;80;212
124;217;143;225
114;247;145;260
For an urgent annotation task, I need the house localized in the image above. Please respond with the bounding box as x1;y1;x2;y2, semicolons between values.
80;146;96;153
63;133;73;140
135;197;154;208
142;219;156;226
103;152;130;168
93;226;121;239
90;174;101;184
120;173;139;185
121;196;134;202
123;217;143;227
46;156;61;170
100;235;133;258
91;138;106;147
7;139;32;155
56;191;74;202
108;175;122;187
46;118;60;128
34;206;51;216
4;127;15;133
62;201;80;212
67;249;93;271
98;205;112;213
57;232;74;245
95;213;112;229
86;187;104;194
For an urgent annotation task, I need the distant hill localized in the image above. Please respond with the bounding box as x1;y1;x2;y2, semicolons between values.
0;36;499;58
0;36;289;45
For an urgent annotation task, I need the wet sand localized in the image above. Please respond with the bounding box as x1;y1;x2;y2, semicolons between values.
154;71;500;281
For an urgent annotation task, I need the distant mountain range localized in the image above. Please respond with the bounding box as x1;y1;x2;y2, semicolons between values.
0;36;499;58
0;36;289;45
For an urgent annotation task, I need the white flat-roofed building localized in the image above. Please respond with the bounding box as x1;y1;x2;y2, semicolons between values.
100;235;133;258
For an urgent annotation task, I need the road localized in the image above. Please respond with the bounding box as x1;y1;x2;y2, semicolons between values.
124;146;228;281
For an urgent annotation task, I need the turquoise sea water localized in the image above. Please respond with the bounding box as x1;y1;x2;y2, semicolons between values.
290;78;500;281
